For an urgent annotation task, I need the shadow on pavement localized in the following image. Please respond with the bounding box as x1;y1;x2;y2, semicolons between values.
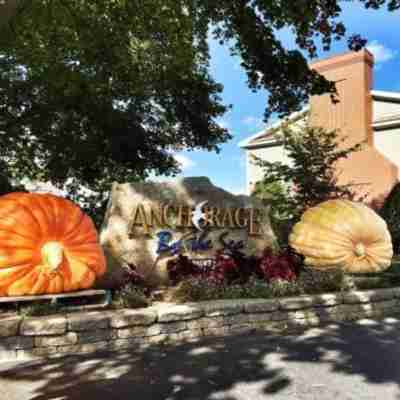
1;317;400;400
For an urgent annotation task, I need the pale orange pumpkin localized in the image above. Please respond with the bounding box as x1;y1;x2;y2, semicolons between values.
289;199;393;273
0;192;106;296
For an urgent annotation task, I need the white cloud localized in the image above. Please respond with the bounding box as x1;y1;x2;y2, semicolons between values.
173;153;196;171
242;116;266;130
366;41;397;64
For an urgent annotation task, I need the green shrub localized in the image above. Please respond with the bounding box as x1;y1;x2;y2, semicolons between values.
380;183;400;255
167;265;360;303
297;268;354;293
252;124;362;224
167;278;225;303
252;181;294;248
267;279;304;297
111;284;150;309
168;277;306;303
223;278;279;299
270;217;296;249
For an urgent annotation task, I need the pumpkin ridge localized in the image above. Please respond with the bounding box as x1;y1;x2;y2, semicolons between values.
342;201;369;238
35;194;60;238
365;247;393;260
0;193;105;295
43;195;64;239
0;227;38;243
63;230;98;247
64;241;102;252
290;225;353;247
0;220;39;242
368;243;394;252
29;268;50;295
290;199;393;273
87;254;106;275
65;240;99;247
302;210;355;238
62;210;86;241
0;250;37;269
0;238;36;249
63;218;97;249
29;194;58;239
0;247;35;256
0;264;33;290
295;245;349;260
46;273;64;294
7;268;40;296
79;267;96;289
10;197;44;237
55;198;84;238
290;240;350;255
64;248;106;276
57;259;73;292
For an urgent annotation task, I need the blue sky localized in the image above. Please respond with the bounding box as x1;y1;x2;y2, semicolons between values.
167;3;400;195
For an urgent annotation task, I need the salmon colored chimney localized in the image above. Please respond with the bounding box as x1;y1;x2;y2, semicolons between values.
309;50;398;205
310;50;374;146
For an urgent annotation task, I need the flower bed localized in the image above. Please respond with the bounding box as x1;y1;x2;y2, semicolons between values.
1;287;400;363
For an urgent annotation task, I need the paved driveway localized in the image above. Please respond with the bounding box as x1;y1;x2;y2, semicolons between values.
1;317;400;400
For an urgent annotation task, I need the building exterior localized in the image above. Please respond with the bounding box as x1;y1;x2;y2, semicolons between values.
239;50;400;205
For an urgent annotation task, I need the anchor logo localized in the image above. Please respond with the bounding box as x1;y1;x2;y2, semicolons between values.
191;201;208;231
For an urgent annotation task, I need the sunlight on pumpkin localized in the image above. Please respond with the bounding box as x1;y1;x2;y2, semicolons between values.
289;200;393;274
0;193;106;296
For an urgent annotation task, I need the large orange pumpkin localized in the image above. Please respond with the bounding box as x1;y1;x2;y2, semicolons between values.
0;192;106;296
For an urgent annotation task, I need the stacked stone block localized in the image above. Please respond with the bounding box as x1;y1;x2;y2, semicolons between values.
1;287;399;362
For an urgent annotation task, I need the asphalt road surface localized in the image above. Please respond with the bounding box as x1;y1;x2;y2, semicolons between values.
2;317;400;400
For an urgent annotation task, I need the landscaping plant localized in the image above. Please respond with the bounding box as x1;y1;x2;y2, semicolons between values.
168;277;279;303
111;284;150;309
166;246;302;287
167;255;203;285
253;123;362;246
256;247;300;282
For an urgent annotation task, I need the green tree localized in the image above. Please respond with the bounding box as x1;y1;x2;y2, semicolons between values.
0;1;398;222
253;121;362;245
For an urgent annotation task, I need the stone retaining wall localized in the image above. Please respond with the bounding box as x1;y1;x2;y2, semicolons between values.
1;287;400;362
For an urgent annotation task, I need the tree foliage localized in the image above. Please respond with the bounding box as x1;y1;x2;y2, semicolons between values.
252;121;362;244
0;0;398;221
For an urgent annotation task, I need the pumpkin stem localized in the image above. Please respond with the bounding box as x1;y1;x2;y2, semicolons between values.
354;243;366;257
41;242;64;272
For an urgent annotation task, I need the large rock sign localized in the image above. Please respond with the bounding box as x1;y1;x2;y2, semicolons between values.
99;177;275;286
